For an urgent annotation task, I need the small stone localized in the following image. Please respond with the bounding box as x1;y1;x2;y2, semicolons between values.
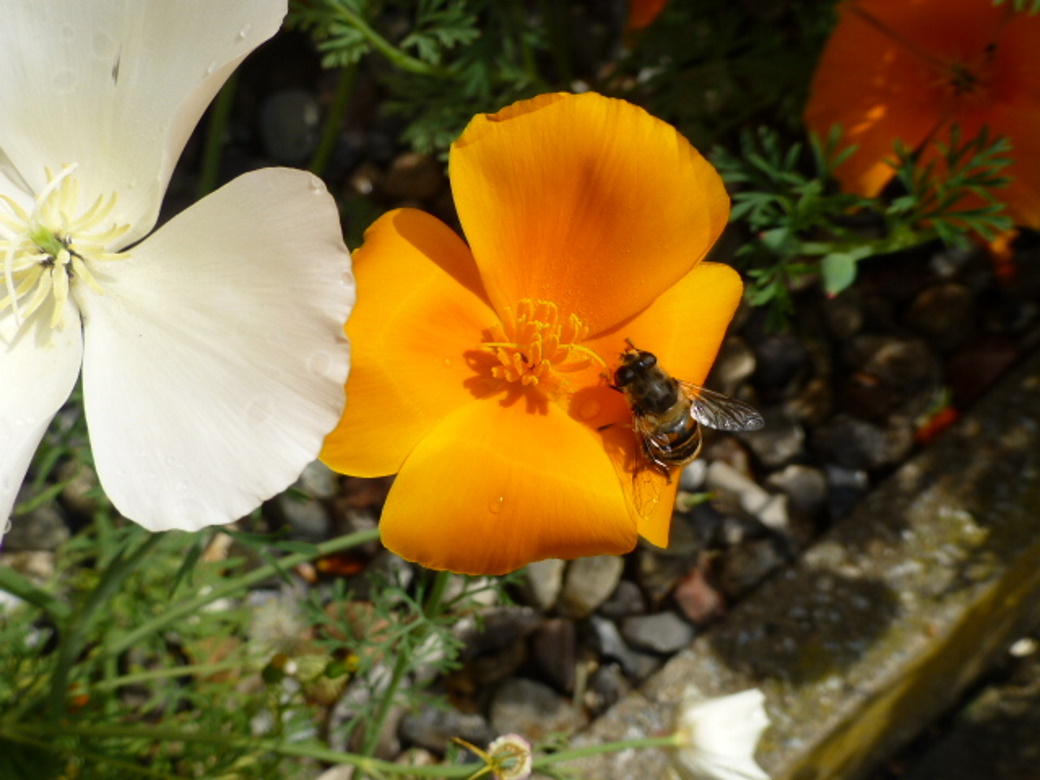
456;606;541;663
825;464;870;518
298;460;339;500
812;414;915;471
766;464;828;519
57;460;101;519
585;663;631;715
399;706;492;753
277;492;330;543
531;618;577;693
259;88;320;164
586;616;661;680
382;152;445;201
824;289;865;339
716;537;787;599
739;409;806;468
837;370;901;420
783;377;834;426
489;678;587;740
701;435;753;475
844;335;938;388
634;548;692;606
558;556;625;619
3;503;69;552
620;612;696;654
756;493;790;533
708;336;756;395
705;460;772;517
673;567;726;626
949;335;1020;404
679;458;708;491
906;282;976;351
597;579;646;620
752;332;810;400
522;558;565;611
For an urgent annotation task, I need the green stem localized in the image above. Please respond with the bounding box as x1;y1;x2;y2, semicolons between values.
336;6;452;77
101;528;380;661
0;566;71;623
309;64;358;177
532;735;679;768
196;72;239;198
3;721;680;777
88;661;246;690
359;570;452;760
47;532;166;719
2;722;475;778
538;0;572;84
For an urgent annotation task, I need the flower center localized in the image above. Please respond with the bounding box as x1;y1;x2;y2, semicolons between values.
481;299;604;393
942;44;996;102
1;164;131;336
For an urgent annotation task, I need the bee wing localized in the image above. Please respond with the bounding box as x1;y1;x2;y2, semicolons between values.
631;462;669;519
629;415;678;519
680;381;765;432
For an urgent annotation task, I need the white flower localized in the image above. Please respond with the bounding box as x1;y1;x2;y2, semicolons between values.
674;688;771;780
0;0;354;543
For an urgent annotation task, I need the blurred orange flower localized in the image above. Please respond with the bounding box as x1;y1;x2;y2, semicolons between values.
321;92;740;575
804;0;1040;228
627;0;670;30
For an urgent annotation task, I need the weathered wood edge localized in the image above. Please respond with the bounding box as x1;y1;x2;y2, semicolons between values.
566;347;1040;780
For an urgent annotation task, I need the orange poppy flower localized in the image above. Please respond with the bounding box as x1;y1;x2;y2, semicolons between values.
321;92;740;575
804;0;1040;228
627;0;670;31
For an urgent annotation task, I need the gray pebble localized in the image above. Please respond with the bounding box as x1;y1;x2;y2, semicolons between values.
489;678;586;740
620;611;696;654
558;556;624;619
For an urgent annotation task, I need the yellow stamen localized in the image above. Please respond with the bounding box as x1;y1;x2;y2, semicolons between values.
0;164;131;338
481;299;605;394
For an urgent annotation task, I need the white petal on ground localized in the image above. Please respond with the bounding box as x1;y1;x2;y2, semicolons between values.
77;168;354;532
0;0;286;242
674;688;771;780
0;300;83;546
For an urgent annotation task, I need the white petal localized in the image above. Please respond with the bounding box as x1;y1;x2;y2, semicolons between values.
0;301;83;546
0;0;286;240
77;168;353;532
675;689;771;780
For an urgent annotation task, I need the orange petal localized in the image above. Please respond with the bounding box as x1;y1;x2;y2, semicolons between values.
587;260;744;546
627;0;669;30
321;209;498;477
954;100;1040;229
805;1;950;196
450;92;729;335
379;397;638;575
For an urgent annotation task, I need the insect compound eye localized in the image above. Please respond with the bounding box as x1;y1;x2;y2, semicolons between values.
615;365;635;386
637;351;656;370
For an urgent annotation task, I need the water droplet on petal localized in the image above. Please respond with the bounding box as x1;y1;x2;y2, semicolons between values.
488;496;506;514
2;518;12;536
308;350;332;378
341;271;354;288
442;357;453;368
237;24;251;41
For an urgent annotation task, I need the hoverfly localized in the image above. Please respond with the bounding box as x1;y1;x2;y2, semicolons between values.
610;340;764;516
